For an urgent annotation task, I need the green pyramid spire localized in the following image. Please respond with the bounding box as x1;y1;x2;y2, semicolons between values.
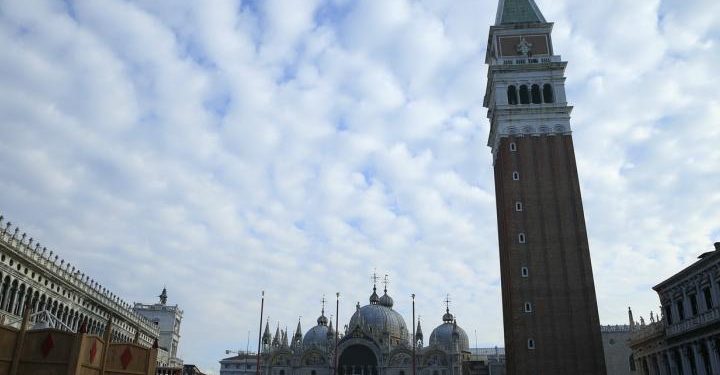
497;0;546;25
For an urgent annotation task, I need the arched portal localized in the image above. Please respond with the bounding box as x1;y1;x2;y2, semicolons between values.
339;344;378;375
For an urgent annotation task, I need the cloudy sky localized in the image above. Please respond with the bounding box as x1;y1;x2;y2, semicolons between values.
1;0;719;372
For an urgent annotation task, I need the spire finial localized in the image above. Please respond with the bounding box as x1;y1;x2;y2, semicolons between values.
445;294;451;313
383;274;389;293
371;269;379;291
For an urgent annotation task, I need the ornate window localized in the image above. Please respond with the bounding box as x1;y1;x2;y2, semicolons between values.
521;267;529;277
704;287;714;309
515;202;523;212
519;85;530;104
524;302;532;312
531;84;542;104
507;86;518;105
512;171;520;181
510;142;517;152
518;233;526;244
527;339;535;349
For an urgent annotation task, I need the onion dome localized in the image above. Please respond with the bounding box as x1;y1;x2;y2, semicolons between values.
442;308;454;323
317;312;329;326
378;289;394;308
369;286;380;304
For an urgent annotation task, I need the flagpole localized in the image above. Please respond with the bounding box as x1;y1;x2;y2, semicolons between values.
412;294;416;375
335;292;340;375
256;291;265;375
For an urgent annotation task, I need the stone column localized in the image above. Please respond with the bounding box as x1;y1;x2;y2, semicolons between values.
710;269;720;308
693;342;707;375
680;346;693;375
660;352;672;375
655;354;667;375
682;290;691;320
706;338;720;375
665;350;680;375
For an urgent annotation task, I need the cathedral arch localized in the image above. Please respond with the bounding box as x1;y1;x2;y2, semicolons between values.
338;344;379;375
507;86;518;105
531;84;542;104
13;283;26;315
301;349;327;366
388;348;413;367
519;85;530;104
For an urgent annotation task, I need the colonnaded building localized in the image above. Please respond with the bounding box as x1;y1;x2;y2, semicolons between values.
629;242;720;375
247;281;500;375
0;213;184;369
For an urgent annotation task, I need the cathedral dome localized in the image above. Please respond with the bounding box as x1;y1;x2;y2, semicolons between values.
348;286;408;342
304;309;330;347
428;310;470;352
303;325;330;347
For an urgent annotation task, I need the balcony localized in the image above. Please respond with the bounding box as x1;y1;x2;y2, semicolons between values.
630;322;665;344
667;307;720;337
495;55;562;66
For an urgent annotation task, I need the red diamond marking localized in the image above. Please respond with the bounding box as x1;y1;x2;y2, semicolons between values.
120;346;133;369
41;333;54;358
89;341;98;363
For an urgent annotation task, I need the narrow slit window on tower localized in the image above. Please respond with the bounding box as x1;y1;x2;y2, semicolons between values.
512;171;520;181
524;302;533;312
543;84;555;103
510;142;517;152
531;84;542;104
519;85;530;104
507;86;518;105
518;233;526;244
521;267;529;277
527;339;535;350
515;202;523;211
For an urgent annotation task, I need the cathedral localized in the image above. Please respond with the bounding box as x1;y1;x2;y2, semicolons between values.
258;282;471;375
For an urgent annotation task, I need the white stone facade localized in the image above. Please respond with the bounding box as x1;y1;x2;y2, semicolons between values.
483;22;573;161
0;214;159;346
134;289;184;367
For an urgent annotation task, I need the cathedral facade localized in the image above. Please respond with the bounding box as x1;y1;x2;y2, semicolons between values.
258;284;471;375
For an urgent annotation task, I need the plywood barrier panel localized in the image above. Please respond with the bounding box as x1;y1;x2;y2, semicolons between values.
105;343;150;374
21;329;74;361
0;326;19;375
76;335;104;375
18;329;74;374
14;363;67;375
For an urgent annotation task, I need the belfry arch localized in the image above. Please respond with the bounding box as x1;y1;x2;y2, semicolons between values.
338;344;379;375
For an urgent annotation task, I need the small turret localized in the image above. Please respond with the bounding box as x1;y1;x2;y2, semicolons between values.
294;318;303;343
159;287;168;305
415;319;424;347
273;325;281;348
327;318;335;338
628;307;635;331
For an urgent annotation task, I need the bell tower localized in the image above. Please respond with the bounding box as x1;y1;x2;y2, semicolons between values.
483;0;606;374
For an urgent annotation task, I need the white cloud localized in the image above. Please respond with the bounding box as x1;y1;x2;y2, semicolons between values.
0;0;718;372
